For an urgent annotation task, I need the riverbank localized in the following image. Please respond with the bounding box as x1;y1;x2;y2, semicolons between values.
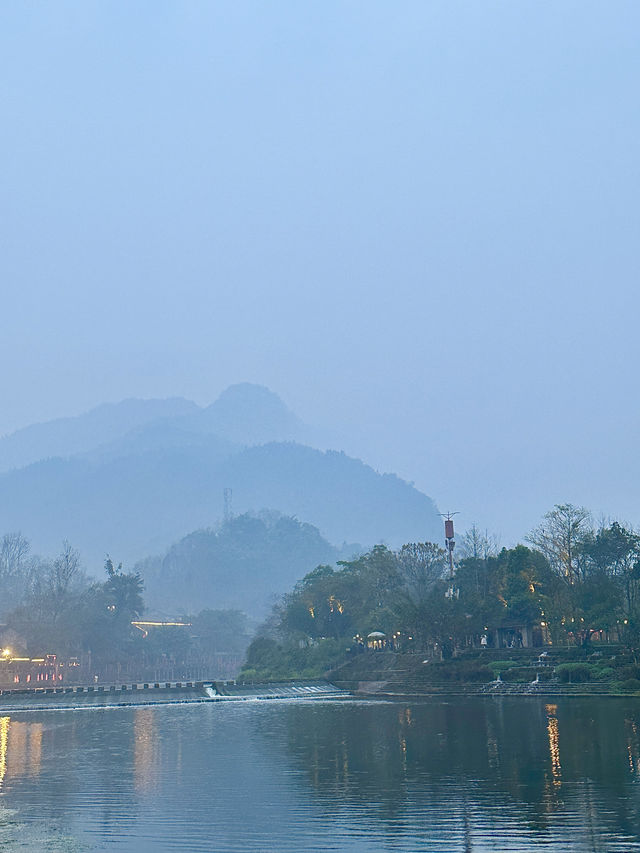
343;680;637;698
326;648;640;698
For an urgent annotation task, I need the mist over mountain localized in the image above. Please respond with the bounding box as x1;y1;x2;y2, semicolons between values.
0;383;441;569
193;383;303;444
0;383;314;473
0;397;199;473
140;511;360;617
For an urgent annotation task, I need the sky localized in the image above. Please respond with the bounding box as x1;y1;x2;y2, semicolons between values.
1;1;639;543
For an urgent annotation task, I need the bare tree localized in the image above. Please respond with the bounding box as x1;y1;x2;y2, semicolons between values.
458;524;499;561
396;542;447;606
0;532;34;616
51;540;82;596
526;503;592;584
0;532;30;580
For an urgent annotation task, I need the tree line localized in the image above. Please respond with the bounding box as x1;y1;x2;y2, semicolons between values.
0;534;249;670
243;505;640;679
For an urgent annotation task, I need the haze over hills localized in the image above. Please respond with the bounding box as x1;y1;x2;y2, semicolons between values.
0;383;442;569
0;397;199;473
0;384;305;472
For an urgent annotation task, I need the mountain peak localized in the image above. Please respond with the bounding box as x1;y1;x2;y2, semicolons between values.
200;384;302;444
214;383;288;408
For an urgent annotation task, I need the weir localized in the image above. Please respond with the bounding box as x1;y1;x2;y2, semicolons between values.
0;680;348;712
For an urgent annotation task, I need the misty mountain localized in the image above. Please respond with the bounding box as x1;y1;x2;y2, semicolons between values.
0;440;441;569
0;383;312;474
0;397;199;473
0;383;442;568
191;383;303;444
139;512;359;617
80;421;238;465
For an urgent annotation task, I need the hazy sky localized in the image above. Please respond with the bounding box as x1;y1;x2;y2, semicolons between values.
1;2;639;541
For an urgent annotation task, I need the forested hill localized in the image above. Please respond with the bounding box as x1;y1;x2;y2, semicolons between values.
139;512;358;617
0;384;442;568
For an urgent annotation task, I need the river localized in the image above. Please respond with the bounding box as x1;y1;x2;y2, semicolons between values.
0;696;638;851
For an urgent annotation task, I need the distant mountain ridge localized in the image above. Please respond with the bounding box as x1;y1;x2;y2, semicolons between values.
0;397;199;472
0;384;442;569
0;383;324;474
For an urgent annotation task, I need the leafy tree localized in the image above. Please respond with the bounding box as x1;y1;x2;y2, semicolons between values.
281;565;354;640
77;559;145;663
142;625;192;663
191;609;251;655
335;545;403;638
499;545;548;623
582;522;640;616
104;557;144;620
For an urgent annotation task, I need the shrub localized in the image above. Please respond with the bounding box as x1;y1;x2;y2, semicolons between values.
413;661;493;683
487;660;520;677
591;666;615;681
458;665;493;682
613;678;640;693
555;662;593;683
239;636;347;682
501;666;542;683
619;665;640;681
239;668;258;681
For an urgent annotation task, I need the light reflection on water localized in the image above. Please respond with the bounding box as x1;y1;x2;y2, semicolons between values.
0;697;638;851
0;717;9;787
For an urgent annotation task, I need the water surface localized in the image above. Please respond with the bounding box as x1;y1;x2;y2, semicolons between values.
0;696;639;851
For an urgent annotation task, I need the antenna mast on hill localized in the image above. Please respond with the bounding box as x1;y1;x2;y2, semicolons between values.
223;488;233;524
